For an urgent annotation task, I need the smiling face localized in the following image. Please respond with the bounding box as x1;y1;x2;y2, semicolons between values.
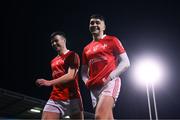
89;18;106;35
51;35;66;52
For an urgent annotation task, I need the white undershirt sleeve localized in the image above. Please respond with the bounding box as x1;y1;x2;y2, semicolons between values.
109;52;130;80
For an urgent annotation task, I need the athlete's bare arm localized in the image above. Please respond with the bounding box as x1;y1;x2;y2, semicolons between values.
36;67;78;86
81;65;89;84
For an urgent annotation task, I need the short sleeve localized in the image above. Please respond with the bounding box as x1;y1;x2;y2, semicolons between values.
65;52;80;69
112;37;125;55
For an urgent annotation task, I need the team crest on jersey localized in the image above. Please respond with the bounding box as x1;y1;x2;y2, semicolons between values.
52;59;64;67
102;43;107;49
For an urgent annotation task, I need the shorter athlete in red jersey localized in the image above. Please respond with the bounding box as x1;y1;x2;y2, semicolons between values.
81;15;130;119
36;31;83;119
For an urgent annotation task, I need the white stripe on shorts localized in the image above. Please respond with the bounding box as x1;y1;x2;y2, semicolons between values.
101;77;121;101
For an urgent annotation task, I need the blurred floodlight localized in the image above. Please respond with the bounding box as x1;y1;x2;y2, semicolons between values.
133;57;164;86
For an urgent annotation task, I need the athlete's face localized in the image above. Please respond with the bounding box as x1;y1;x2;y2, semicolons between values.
51;35;66;52
89;18;105;35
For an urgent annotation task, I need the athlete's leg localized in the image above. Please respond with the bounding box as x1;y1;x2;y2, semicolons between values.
95;77;121;120
95;95;114;119
41;111;60;120
42;100;62;120
69;98;84;119
70;111;84;119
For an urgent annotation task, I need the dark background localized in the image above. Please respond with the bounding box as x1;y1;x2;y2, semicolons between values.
2;0;180;119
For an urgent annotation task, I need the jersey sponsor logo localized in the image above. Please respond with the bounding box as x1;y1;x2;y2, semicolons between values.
89;56;107;65
86;43;108;54
52;59;64;67
52;59;65;77
93;43;107;52
93;45;99;52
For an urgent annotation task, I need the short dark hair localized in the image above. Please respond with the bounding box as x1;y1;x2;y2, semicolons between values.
90;14;105;22
50;31;66;40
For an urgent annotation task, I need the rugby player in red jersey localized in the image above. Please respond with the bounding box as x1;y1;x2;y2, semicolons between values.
36;31;83;120
81;14;130;119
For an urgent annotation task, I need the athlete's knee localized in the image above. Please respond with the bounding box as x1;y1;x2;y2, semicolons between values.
95;113;103;120
41;112;47;120
70;112;84;119
95;112;113;120
95;108;105;119
95;105;114;119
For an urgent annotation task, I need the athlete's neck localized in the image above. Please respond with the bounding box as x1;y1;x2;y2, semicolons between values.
58;48;69;55
93;33;105;41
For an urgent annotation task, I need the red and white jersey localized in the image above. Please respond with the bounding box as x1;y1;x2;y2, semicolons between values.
49;51;81;101
82;35;125;89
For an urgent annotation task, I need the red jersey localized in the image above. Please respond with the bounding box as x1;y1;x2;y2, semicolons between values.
49;51;81;101
82;35;125;89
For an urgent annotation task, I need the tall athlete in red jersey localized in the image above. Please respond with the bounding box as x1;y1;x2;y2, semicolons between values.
36;31;83;119
81;15;130;119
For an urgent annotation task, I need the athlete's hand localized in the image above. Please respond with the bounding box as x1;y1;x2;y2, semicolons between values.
102;77;111;85
36;79;52;87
